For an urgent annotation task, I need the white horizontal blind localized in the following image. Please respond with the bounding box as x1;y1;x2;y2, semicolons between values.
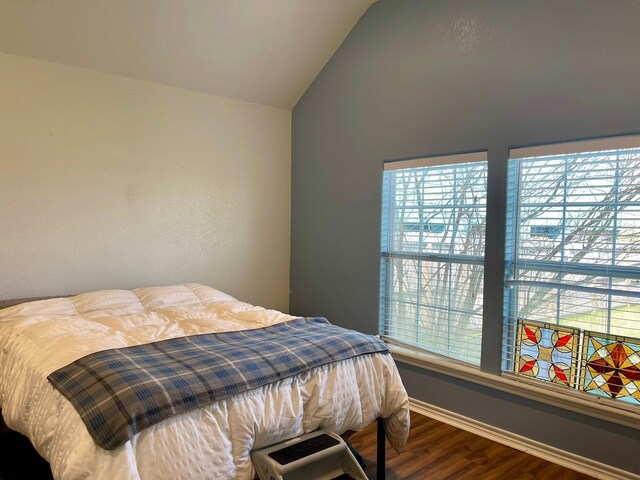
380;153;488;365
504;137;640;404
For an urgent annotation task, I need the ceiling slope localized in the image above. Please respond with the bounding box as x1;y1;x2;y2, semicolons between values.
0;0;373;109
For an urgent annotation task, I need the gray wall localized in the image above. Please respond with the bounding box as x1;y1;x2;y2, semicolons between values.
291;0;640;472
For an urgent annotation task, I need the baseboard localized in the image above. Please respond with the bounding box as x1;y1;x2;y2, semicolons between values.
409;397;639;480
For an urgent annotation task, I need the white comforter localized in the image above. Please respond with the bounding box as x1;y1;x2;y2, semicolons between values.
0;284;409;480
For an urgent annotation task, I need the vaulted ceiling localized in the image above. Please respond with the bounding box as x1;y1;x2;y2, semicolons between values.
0;0;374;109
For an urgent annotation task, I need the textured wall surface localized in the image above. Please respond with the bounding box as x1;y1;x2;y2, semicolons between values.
291;0;640;472
0;53;291;311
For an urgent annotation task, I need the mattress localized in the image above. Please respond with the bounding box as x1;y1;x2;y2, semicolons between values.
0;283;410;479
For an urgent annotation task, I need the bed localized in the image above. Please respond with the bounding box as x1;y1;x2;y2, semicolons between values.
0;283;409;479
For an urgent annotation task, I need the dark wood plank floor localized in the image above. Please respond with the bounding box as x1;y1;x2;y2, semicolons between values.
349;411;596;480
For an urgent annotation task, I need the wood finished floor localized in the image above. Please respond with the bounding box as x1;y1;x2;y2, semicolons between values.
0;411;596;479
349;411;595;480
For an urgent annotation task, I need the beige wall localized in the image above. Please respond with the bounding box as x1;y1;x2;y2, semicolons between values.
0;53;291;311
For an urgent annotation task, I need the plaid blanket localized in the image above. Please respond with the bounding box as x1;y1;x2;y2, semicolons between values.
47;317;388;450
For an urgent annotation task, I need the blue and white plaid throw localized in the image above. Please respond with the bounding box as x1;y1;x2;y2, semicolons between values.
48;317;388;450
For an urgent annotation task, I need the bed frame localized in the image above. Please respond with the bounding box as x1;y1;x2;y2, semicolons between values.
377;418;386;479
0;295;388;479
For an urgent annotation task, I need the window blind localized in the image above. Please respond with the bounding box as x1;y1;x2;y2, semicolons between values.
504;136;640;406
380;152;488;365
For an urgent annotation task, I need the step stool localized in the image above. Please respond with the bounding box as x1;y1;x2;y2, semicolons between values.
251;430;369;480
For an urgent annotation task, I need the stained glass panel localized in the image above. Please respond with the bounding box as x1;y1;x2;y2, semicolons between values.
514;320;579;388
581;334;640;405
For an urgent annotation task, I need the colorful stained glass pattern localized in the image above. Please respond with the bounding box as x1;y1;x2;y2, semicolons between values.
515;320;579;387
581;335;640;405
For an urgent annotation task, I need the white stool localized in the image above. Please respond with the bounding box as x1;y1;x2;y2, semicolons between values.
251;430;368;480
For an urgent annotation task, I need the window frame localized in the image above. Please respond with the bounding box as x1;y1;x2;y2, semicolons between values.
380;151;488;365
504;139;640;403
380;135;640;430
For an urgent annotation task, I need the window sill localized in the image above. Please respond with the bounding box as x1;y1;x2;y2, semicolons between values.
388;343;640;430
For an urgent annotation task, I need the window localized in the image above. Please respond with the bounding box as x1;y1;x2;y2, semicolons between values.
381;137;640;418
380;152;488;364
504;138;640;406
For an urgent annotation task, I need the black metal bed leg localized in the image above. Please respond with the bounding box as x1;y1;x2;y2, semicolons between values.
376;417;385;480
